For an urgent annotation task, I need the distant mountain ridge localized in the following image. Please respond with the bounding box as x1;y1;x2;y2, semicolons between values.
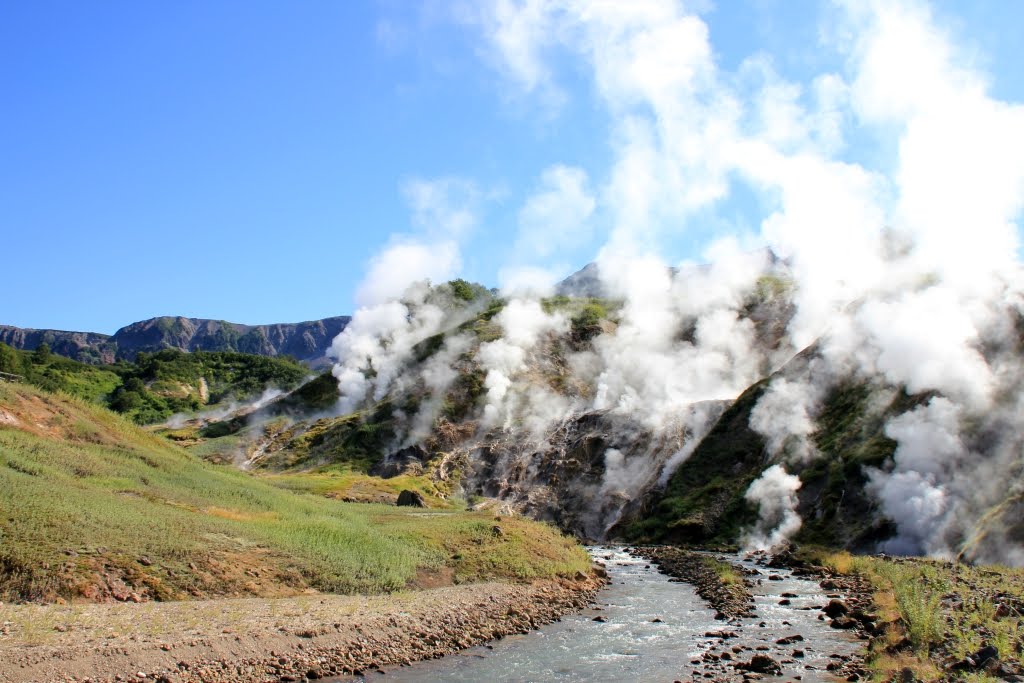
0;315;350;365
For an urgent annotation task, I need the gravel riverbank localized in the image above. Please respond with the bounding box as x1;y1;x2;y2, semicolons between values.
631;546;756;619
626;546;875;681
0;572;605;683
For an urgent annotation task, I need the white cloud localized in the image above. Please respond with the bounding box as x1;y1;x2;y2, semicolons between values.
497;264;561;297
402;176;481;240
355;239;461;307
516;165;595;258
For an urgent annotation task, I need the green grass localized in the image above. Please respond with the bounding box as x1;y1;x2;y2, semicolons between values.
263;464;451;506
751;273;794;301
250;401;398;471
0;343;310;425
0;345;121;404
623;381;766;546
0;383;590;603
703;556;742;586
624;374;933;551
796;382;931;548
268;371;339;414
806;548;1024;682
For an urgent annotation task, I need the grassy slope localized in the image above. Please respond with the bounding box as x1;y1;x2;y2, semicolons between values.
808;548;1024;682
188;294;622;474
0;346;122;403
0;343;309;425
0;382;589;604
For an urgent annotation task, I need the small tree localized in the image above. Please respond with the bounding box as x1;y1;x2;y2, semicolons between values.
32;342;51;364
0;343;23;375
448;278;476;302
571;302;606;341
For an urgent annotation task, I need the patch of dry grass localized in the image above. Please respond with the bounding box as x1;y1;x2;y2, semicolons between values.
807;548;1024;681
0;383;590;604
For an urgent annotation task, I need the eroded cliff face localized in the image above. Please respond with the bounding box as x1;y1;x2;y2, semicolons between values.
0;315;350;365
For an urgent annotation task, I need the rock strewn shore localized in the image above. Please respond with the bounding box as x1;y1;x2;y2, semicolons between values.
0;573;605;683
631;546;755;619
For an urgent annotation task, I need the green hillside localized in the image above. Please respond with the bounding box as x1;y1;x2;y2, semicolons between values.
0;343;308;424
0;382;589;603
622;371;929;550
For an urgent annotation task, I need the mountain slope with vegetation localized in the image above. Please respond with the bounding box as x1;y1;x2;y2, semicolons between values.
180;267;1024;567
0;381;589;604
0;343;310;425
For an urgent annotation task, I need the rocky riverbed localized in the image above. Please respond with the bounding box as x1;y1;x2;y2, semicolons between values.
0;573;605;683
0;545;882;683
334;547;869;683
632;546;756;619
637;547;871;681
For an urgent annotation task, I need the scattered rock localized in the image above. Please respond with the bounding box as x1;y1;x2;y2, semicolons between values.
823;599;849;618
704;630;738;639
736;654;783;675
633;547;755;619
396;490;426;507
950;644;999;673
830;616;858;629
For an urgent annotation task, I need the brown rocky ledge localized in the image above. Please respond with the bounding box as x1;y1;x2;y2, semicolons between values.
0;572;605;683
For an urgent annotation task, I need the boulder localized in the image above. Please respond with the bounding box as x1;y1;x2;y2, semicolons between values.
396;490;427;507
830;615;858;629
824;599;850;618
736;654;782;675
950;644;999;673
371;446;429;479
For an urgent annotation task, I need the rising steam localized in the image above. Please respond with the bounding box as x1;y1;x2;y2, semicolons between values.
323;0;1024;562
743;465;803;552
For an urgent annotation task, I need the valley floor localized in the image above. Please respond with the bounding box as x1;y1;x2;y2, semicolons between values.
0;573;604;683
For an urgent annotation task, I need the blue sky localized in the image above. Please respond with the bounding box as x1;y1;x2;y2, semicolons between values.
2;0;1022;333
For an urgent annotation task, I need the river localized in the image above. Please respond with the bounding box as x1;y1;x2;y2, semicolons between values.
333;547;863;682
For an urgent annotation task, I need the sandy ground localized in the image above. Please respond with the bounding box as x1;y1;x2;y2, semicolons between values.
0;573;604;683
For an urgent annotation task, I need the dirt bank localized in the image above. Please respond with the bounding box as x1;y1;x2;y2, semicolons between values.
0;573;605;683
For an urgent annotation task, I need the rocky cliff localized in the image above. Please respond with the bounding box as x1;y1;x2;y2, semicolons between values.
0;315;350;365
0;326;117;364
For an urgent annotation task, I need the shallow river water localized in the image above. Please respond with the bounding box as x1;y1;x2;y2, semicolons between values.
337;547;862;682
